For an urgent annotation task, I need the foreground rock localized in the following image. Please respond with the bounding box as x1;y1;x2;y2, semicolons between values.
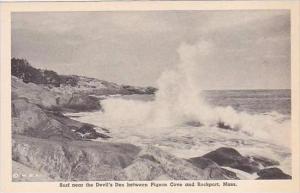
12;136;238;181
12;161;55;182
12;135;140;181
256;168;291;180
201;147;279;174
187;157;239;180
251;155;280;167
124;146;238;180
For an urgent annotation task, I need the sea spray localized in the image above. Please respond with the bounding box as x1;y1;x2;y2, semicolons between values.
99;41;216;130
88;41;290;147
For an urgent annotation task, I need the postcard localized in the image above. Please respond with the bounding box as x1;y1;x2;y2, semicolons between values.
0;1;299;192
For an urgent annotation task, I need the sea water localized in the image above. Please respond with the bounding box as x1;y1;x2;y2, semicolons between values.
66;89;291;176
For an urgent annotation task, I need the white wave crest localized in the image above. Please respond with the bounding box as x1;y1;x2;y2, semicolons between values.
95;41;290;147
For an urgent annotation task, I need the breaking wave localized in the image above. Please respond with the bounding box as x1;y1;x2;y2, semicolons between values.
78;41;290;148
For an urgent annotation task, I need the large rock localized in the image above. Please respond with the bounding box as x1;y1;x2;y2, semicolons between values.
188;157;239;180
202;147;266;174
12;98;80;140
12;76;60;109
12;98;109;140
124;146;238;180
60;94;101;112
74;124;111;140
251;155;280;167
256;168;291;180
12;135;140;181
12;136;242;181
14;136;235;181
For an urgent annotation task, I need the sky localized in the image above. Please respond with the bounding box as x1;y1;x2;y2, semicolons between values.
12;10;290;89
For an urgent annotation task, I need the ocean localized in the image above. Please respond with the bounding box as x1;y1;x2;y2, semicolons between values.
117;89;291;115
203;89;291;116
66;89;292;178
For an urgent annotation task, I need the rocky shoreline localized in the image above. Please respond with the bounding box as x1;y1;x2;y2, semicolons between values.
11;59;291;181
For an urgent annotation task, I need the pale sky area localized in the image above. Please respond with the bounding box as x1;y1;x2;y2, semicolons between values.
12;10;290;89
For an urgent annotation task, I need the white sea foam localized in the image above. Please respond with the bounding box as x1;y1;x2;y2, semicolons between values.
84;41;290;147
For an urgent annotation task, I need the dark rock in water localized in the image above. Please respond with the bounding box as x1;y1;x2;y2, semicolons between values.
75;124;111;140
144;86;158;94
188;157;239;180
250;155;280;167
121;85;157;95
203;147;242;165
101;128;110;133
257;168;291;180
63;94;101;112
202;147;261;174
217;121;238;131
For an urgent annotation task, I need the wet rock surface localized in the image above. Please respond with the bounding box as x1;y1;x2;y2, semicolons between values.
256;168;291;180
200;147;279;174
251;155;280;167
187;157;239;180
74;124;111;140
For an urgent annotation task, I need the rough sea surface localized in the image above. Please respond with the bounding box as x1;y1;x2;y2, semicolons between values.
66;89;291;178
204;89;291;115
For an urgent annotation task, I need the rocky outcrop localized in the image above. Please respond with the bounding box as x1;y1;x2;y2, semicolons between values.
187;157;239;180
11;58;288;181
256;168;291;180
11;58;157;97
251;155;280;167
201;147;278;174
12;136;238;181
74;124;111;140
12;161;55;182
12;76;60;109
124;146;238;181
12;135;140;181
12;98;80;140
12;76;101;112
60;94;101;112
12;98;109;140
202;147;258;173
12;131;285;181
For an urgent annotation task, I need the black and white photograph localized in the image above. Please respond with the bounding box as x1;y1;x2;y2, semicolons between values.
10;9;292;182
